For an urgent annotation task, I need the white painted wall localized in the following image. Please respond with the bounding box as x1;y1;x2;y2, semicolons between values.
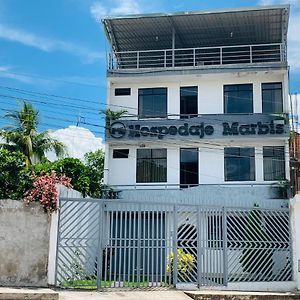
108;71;287;116
106;69;288;187
107;140;287;187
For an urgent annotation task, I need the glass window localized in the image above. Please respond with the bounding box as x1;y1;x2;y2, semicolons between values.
136;149;167;183
180;148;198;188
224;147;255;181
113;149;129;158
138;88;167;118
224;84;253;113
180;86;198;119
262;83;283;113
115;88;131;96
263;146;285;180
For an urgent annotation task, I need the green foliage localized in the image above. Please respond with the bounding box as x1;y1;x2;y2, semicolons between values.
84;149;104;198
101;108;127;128
0;101;66;165
0;149;32;199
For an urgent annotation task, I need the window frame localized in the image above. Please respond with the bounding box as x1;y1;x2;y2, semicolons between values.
112;149;129;159
180;148;199;188
138;87;167;118
114;88;131;96
262;82;283;113
263;146;285;181
223;83;253;114
224;147;256;182
180;86;198;119
136;148;167;183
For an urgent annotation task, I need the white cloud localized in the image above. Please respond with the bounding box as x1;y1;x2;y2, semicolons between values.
48;126;104;161
90;0;141;21
0;24;104;63
258;0;300;71
91;2;108;22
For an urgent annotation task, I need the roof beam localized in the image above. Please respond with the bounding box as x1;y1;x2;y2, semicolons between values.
168;17;184;48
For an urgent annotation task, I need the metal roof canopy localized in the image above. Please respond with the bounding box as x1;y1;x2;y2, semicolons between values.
102;5;289;53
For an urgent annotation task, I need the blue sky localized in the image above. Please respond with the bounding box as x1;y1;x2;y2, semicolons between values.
0;0;299;138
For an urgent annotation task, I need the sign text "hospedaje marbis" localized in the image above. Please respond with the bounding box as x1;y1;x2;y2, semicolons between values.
109;121;285;139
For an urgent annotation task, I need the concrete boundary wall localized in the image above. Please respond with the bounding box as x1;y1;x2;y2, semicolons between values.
0;200;50;287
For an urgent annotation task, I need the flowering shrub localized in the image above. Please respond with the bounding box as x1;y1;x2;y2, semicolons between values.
166;248;196;280
24;171;72;213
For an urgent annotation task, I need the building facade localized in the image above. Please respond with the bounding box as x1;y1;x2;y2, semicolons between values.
103;6;290;204
97;6;295;289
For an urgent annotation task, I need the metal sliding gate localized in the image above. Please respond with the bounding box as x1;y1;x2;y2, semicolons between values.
55;198;292;289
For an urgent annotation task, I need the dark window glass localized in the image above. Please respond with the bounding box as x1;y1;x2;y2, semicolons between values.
115;88;131;96
136;149;167;183
180;86;198;119
138;88;167;118
180;148;198;188
224;147;255;181
263;146;285;180
113;149;129;158
262;83;283;113
224;84;253;113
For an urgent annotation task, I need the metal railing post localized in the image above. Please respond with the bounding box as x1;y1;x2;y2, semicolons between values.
222;207;228;286
173;205;178;287
197;207;201;287
250;45;252;64
164;50;167;68
137;51;140;69
220;47;222;65
97;201;104;289
193;48;196;67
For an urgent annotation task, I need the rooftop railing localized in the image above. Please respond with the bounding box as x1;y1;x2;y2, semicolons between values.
109;43;286;70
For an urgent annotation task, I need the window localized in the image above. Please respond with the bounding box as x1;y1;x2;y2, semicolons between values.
113;149;129;158
138;88;167;118
115;88;131;96
180;86;198;118
224;147;255;181
262;83;283;113
224;84;253;113
263;146;285;180
136;149;167;183
180;148;198;188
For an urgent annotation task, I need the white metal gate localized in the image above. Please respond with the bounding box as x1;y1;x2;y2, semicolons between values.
55;198;292;289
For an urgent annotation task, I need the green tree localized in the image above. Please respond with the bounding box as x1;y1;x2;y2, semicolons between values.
0;149;31;199
84;149;105;198
0;102;66;166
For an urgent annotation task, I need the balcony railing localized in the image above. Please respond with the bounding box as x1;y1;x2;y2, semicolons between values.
109;43;286;70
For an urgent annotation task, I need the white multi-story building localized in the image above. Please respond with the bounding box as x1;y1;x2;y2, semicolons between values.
103;6;290;197
100;6;295;289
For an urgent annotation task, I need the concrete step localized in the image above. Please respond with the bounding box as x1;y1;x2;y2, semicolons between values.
0;288;59;300
185;291;300;300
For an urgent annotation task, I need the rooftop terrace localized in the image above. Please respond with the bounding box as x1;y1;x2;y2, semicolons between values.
102;5;289;72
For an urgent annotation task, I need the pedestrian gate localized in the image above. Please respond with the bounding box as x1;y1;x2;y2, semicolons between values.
55;198;292;289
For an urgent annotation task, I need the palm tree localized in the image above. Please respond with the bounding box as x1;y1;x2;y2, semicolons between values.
0;101;66;166
101;108;128;128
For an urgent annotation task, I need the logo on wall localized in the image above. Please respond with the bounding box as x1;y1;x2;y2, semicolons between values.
109;122;126;139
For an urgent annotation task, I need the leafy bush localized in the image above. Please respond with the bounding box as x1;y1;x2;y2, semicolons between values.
0;149;32;199
24;171;72;213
